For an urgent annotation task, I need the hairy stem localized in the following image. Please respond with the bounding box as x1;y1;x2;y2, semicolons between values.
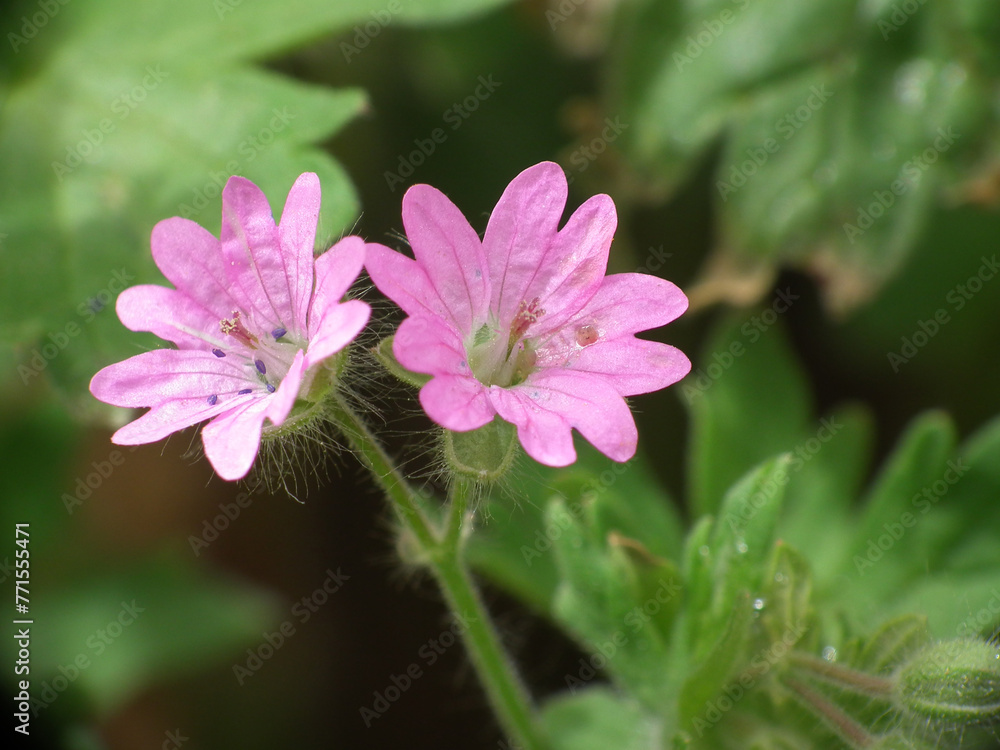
329;395;548;750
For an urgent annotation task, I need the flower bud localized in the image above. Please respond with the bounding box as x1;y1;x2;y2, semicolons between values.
894;638;1000;726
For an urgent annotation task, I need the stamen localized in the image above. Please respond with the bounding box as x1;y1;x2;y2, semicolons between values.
272;327;287;339
207;394;218;405
509;297;544;352
265;383;276;393
212;348;225;358
238;388;252;395
220;311;258;348
255;359;267;375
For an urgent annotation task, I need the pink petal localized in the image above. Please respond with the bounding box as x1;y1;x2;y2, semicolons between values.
309;236;365;340
557;273;688;341
305;299;370;368
483;162;567;326
537;337;691;396
111;394;252;445
278;172;322;333
393;315;468;377
488;386;576;467
151;217;243;320
201;398;271;480
90;349;255;408
401;184;489;336
528;193;615;335
365;243;451;323
220;176;289;334
418;374;495;432
116;285;221;351
265;349;306;425
490;370;638;466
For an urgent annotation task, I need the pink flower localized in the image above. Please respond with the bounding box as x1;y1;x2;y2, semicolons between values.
366;161;691;467
90;173;370;481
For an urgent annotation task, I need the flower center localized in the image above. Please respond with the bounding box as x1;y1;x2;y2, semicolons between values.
468;298;544;388
219;311;258;349
205;310;302;406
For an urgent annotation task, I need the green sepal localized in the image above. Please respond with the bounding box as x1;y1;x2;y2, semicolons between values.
442;417;518;483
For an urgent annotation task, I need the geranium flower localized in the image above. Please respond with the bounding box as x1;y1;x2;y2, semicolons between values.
366;161;690;467
90;173;370;480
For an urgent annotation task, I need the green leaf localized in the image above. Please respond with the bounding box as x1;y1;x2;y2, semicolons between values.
706;455;792;641
541;688;663;750
609;0;853;194
607;0;995;309
0;0;516;401
856;614;930;675
51;0;518;67
548;497;677;707
833;412;956;618
759;542;813;651
22;549;280;715
677;592;755;732
779;404;873;581
686;312;810;517
468;440;683;614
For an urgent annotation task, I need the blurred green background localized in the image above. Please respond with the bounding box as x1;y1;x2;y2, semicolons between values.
2;0;1000;748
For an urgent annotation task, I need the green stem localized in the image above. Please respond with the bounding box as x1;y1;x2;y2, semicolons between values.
327;394;437;550
782;675;876;749
329;395;548;750
788;652;895;698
